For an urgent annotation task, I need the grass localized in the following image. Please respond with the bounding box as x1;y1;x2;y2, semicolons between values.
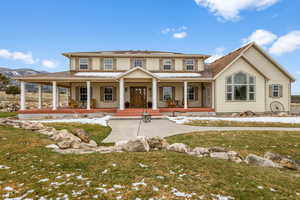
46;123;112;146
186;120;300;128
166;131;300;160
0;125;300;199
0;112;17;118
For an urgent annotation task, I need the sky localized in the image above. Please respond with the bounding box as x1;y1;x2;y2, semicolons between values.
0;0;299;94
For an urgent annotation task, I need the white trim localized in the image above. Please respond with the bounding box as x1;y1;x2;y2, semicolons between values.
52;81;57;110
119;78;125;110
116;67;160;79
79;58;89;70
152;78;158;110
20;81;26;110
87;81;91;110
38;84;42;109
184;81;188;109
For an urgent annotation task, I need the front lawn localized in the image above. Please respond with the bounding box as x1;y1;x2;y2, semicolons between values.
0;112;17;118
166;131;300;160
46;123;112;145
186;120;300;128
0;125;300;199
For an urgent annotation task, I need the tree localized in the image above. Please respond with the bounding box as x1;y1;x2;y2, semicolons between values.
5;85;20;96
0;73;10;90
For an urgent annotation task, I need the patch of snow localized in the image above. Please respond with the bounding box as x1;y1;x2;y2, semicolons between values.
211;194;235;200
38;178;49;183
154;73;201;78
172;188;193;198
168;116;300;124
257;186;264;190
138;163;148;168
132;179;147;187
0;165;10;169
31;115;111;127
101;169;108;174
4;186;14;191
75;72;122;78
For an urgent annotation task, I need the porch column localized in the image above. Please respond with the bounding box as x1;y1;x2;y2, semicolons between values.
152;78;157;110
184;81;188;109
119;78;125;110
56;87;60;108
38;84;42;109
52;81;57;110
20;81;26;110
86;81;91;110
211;81;215;109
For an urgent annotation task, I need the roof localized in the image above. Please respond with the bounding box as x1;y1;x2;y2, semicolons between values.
62;50;210;58
209;42;295;82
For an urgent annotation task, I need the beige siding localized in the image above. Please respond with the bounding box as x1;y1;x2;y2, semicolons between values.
117;58;130;70
124;70;153;79
215;58;266;113
175;59;183;71
197;59;204;71
244;47;290;112
92;58;100;70
70;57;76;70
146;58;160;71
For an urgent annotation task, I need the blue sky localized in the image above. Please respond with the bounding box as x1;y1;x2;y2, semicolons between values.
0;0;299;94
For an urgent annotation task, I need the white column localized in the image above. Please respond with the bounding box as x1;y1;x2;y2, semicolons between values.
56;87;60;108
38;84;42;109
87;81;91;110
20;81;26;110
184;81;188;109
52;81;57;110
152;78;157;110
119;78;125;110
211;81;215;109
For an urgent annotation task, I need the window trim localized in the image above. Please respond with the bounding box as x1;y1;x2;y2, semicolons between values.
162;87;173;101
271;84;282;98
162;59;173;71
79;58;89;70
103;87;114;102
225;72;256;102
133;58;144;68
103;58;114;71
185;59;195;71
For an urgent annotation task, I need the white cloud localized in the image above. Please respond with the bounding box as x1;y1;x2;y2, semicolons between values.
242;29;277;46
269;31;300;55
194;0;280;21
173;32;187;39
161;28;171;34
0;49;36;64
42;60;57;69
205;47;225;63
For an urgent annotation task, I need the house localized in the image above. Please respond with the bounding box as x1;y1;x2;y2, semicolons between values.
15;42;295;119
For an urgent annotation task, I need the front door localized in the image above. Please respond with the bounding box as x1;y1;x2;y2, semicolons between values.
130;87;147;108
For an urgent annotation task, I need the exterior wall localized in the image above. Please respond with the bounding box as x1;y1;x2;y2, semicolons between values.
215;58;266;113
70;57;76;70
197;59;204;71
175;59;183;71
244;47;291;112
117;58;130;70
146;58;160;71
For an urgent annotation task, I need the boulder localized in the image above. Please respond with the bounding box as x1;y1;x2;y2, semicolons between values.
278;112;288;117
209;146;227;153
191;147;209;156
245;154;282;168
227;151;243;163
210;152;229;160
51;129;81;143
231;113;239;117
20;121;45;131
167;143;190;153
37;127;57;136
45;144;59;149
264;152;283;162
71;128;90;143
239;111;255;117
264;152;299;170
57;140;73;149
147;137;169;150
116;136;150;152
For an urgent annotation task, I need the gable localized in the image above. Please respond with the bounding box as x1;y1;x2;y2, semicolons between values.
123;69;153;79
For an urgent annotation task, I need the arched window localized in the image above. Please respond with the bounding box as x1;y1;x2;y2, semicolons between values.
226;72;255;101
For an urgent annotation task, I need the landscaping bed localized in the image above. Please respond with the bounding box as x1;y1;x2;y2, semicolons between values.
0;124;300;199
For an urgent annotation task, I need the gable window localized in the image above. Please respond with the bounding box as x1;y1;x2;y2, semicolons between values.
270;84;282;98
103;58;113;70
163;87;173;101
185;59;195;71
104;87;113;101
79;58;89;70
133;59;144;68
80;87;87;101
188;86;195;100
226;72;256;101
163;59;172;71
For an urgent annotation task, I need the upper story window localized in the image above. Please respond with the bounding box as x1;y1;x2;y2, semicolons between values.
133;59;144;68
226;72;256;101
185;59;195;71
103;58;113;70
270;84;283;98
163;59;172;71
79;58;89;70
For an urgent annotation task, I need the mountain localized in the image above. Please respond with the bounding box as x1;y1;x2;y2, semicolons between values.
0;67;52;92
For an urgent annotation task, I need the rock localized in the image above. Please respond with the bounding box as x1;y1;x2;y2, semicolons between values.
71;141;81;149
20;121;45;131
239;111;255;117
264;152;283;162
227;151;243;163
116;136;150;152
245;154;282;168
71;128;90;143
264;152;299;170
37;127;57;136
210;152;229;160
167;143;190;153
191;147;209;155
231;113;239;117
45;144;59;149
51;129;81;143
57;140;73;149
209;146;227;153
278;112;288;117
147;137;169;150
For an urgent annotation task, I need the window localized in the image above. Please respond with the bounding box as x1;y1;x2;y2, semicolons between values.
271;84;282;98
80;87;87;101
163;59;172;71
188;86;195;100
133;59;144;68
185;59;195;71
79;58;89;70
226;72;256;101
104;87;113;101
103;58;113;70
163;87;172;101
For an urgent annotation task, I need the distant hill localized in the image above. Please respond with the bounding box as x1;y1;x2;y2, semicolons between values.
0;67;53;92
292;95;300;103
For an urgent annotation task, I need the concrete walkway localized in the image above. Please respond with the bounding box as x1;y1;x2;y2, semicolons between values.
103;119;300;143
